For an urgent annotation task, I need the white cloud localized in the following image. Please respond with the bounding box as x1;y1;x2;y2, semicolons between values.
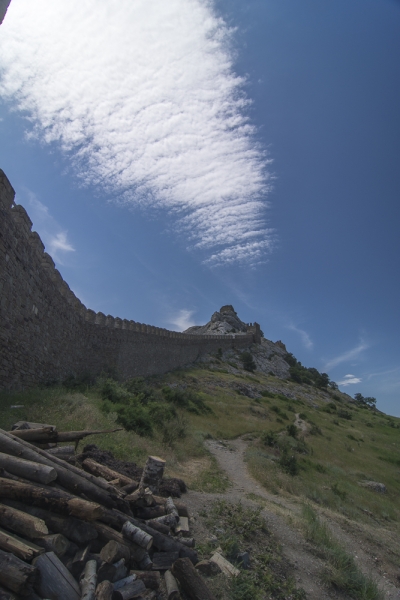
338;374;362;386
169;309;196;331
0;0;273;266
287;324;313;349
324;339;369;370
24;190;75;262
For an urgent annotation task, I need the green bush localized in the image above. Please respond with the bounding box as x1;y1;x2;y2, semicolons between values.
279;447;299;476
241;352;257;373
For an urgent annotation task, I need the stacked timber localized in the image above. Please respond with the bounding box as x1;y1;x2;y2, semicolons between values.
0;424;216;600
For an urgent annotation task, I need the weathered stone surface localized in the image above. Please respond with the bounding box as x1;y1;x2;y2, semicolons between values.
358;481;387;493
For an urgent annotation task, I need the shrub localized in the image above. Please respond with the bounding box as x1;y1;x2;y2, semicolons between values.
241;352;257;373
287;424;298;438
337;410;352;420
279;447;299;476
261;431;276;447
261;390;275;398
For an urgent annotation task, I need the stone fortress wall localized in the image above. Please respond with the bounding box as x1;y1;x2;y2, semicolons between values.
0;170;256;390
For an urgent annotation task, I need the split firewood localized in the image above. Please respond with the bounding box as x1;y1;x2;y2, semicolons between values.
0;452;57;485
117;579;146;600
82;459;138;489
9;428;123;444
4;503;98;545
0;584;17;599
175;517;190;537
0;549;38;595
139;457;166;494
165;498;179;521
0;477;104;521
121;522;153;551
80;559;98;600
112;558;128;583
151;551;179;571
33;551;80;600
100;540;130;565
0;503;48;539
130;570;161;590
172;501;189;519
171;557;216;600
210;552;240;577
33;533;70;557
95;580;122;600
0;527;43;562
68;546;92;579
164;569;180;600
113;574;136;590
0;430;123;510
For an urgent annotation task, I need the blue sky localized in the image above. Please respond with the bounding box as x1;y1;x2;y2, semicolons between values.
1;0;399;415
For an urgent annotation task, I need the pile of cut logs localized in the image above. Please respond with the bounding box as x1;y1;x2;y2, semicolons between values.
0;422;217;600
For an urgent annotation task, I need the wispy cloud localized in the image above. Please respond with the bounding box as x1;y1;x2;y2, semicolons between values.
338;374;362;386
0;0;273;266
24;190;75;263
324;339;369;370
287;324;313;349
169;309;196;332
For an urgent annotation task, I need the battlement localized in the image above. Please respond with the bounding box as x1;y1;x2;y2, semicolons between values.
0;170;257;389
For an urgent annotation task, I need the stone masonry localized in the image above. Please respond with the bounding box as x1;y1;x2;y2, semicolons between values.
0;170;256;390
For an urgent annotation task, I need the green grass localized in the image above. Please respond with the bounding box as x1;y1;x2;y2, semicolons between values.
301;504;383;599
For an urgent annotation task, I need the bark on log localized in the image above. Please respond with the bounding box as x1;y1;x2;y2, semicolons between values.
0;503;48;539
164;570;180;600
0;452;57;485
112;558;128;583
11;422;54;431
0;585;17;600
130;571;160;590
47;445;75;457
171;558;216;600
101;510;198;564
100;541;130;565
97;561;117;585
80;559;98;600
33;533;70;557
135;506;165;520
139;457;165;494
175;517;190;536
0;477;104;521
82;460;138;489
33;551;80;600
210;552;239;577
152;552;179;571
9;429;123;443
68;546;92;579
165;498;179;520
0;527;43;561
3;502;98;545
141;520;170;536
95;580;122;600
120;483;139;495
0;430;122;510
177;538;195;548
93;523;149;565
147;514;177;529
173;501;189;519
117;579;146;600
121;522;153;551
0;548;38;595
113;574;136;590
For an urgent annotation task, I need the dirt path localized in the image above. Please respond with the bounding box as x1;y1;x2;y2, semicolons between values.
184;438;400;600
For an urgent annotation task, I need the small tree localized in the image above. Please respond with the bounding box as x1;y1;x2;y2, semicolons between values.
241;351;256;373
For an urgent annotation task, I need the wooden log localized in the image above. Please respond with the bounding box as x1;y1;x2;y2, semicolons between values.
121;522;153;551
0;430;121;510
33;533;70;557
112;558;128;583
135;506;166;520
113;574;136;590
11;422;54;431
130;571;160;590
97;561;117;585
165;498;179;520
151;552;179;571
82;460;138;489
68;546;92;579
0;548;38;595
210;552;239;577
139;457;165;494
147;514;177;529
93;523;149;565
95;580;122;600
33;551;80;600
0;584;17;600
0;452;57;485
177;538;195;548
173;501;189;519
0;527;43;561
164;570;180;600
47;445;75;457
3;502;98;545
0;503;48;539
141;520;170;536
171;558;216;600
117;579;146;600
120;483;139;495
9;429;123;444
0;477;104;521
101;510;198;564
100;541;130;565
175;517;190;537
80;559;98;600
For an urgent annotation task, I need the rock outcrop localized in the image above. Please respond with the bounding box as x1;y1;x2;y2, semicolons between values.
184;305;249;336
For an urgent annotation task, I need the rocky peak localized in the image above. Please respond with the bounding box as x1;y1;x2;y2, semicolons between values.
183;305;248;335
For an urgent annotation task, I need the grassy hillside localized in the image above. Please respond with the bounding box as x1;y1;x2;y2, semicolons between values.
1;346;399;595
